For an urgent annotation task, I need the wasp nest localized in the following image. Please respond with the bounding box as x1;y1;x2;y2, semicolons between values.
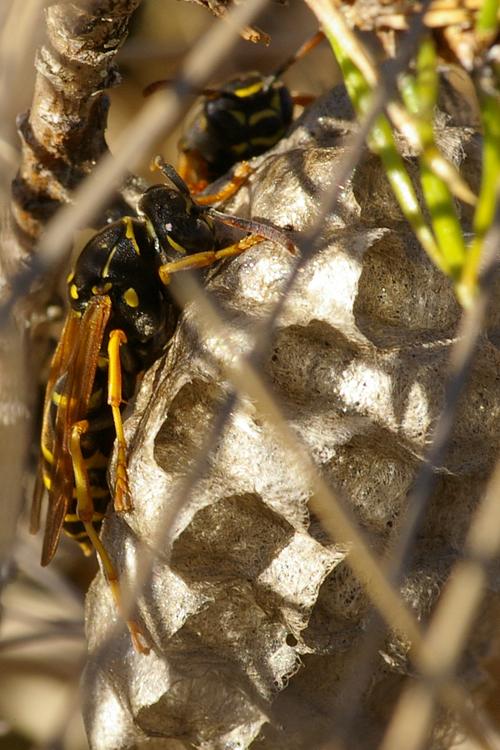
82;85;497;750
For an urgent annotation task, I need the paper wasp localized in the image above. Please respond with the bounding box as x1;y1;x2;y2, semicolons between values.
31;157;294;653
144;30;324;193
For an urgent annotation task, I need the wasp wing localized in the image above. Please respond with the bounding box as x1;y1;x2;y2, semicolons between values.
35;296;111;565
31;310;81;535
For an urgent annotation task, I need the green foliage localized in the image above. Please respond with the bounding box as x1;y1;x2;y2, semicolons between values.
321;15;500;309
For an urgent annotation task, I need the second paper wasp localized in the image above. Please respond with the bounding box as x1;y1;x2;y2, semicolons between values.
144;31;324;193
31;158;294;653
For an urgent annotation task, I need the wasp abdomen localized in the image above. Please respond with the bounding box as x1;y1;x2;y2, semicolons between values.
181;76;294;182
42;346;141;556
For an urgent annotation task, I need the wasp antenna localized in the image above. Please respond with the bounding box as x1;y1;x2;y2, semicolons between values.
143;79;172;97
208;208;298;255
151;156;192;197
271;29;325;82
200;87;222;99
144;79;219;98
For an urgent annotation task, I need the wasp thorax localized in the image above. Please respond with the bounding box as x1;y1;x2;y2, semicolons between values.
199;74;294;168
69;217;168;342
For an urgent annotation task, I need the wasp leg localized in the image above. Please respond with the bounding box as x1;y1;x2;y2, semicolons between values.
69;419;150;655
194;163;252;206
159;235;262;285
273;29;325;78
157;153;251;205
177;150;210;194
107;329;132;513
292;93;316;107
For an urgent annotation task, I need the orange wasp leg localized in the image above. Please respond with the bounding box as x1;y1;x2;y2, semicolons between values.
69;419;150;655
292;93;316;107
107;329;132;513
194;162;253;206
159;234;262;285
155;153;252;205
177;150;209;194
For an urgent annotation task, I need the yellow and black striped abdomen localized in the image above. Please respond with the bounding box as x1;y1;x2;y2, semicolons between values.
61;436;111;555
181;75;294;181
41;353;135;556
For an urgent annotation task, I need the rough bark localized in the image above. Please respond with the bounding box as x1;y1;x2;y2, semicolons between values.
11;0;142;250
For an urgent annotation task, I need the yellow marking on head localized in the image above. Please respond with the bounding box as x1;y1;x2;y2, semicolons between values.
66;270;75;284
229;142;250;156
248;108;280;127
250;132;285;148
234;80;264;98
70;284;79;300
123;287;139;308
92;282;112;295
124;217;141;255
42;443;54;465
42;471;52;491
52;391;68;407
102;244;118;278
227;109;246;126
182;193;195;214
144;218;157;243
167;235;187;255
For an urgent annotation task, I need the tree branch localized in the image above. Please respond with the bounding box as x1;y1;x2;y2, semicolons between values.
11;0;142;250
